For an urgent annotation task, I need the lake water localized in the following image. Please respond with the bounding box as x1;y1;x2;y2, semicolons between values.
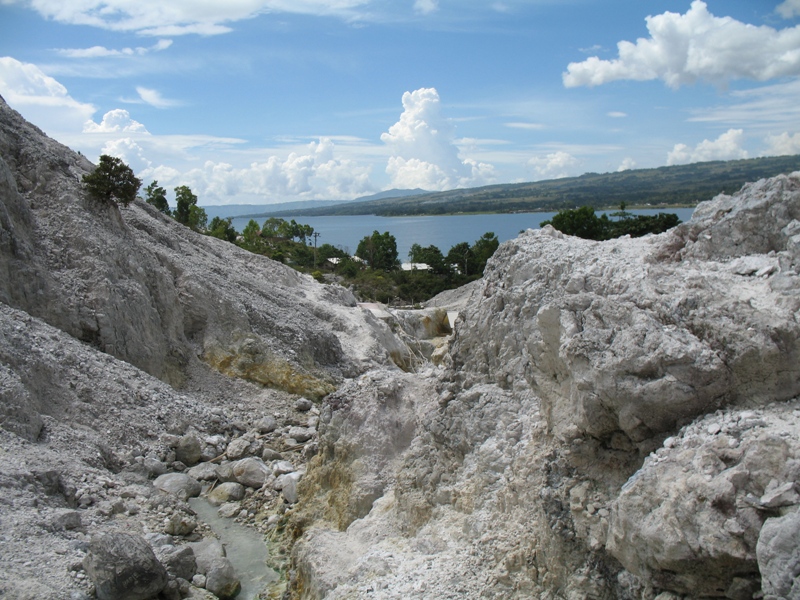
230;208;696;260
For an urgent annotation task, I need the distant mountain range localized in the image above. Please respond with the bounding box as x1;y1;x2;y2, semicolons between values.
265;155;800;217
204;189;427;220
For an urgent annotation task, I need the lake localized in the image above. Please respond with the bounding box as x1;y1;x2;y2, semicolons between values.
229;208;696;260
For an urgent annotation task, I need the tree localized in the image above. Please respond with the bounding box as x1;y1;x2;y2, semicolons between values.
144;180;170;214
472;232;499;274
541;206;607;240
446;242;474;276
356;230;399;271
208;216;238;242
409;243;448;275
82;155;141;207
261;217;286;238
174;186;198;226
241;219;260;244
187;205;208;232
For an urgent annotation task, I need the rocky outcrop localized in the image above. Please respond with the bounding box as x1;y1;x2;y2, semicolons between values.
0;96;406;396
292;172;800;598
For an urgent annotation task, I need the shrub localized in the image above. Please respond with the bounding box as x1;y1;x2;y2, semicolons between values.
82;155;141;207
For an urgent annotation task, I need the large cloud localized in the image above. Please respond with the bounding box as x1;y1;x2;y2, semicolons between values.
763;132;800;157
0;56;95;134
667;129;748;166
563;1;800;88
11;0;373;35
83;109;149;133
381;87;495;190
141;137;374;203
527;151;580;180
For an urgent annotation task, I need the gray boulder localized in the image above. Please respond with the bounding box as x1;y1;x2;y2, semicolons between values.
232;457;271;488
205;558;241;600
175;434;202;467
153;473;202;500
758;509;800;599
83;533;168;600
207;482;245;506
154;545;197;581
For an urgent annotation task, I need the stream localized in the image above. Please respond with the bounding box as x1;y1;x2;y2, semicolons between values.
189;497;280;599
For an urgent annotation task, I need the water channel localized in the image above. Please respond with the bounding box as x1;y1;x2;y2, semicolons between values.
189;497;280;599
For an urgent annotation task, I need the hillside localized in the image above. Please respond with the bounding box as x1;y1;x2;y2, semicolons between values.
283;155;800;216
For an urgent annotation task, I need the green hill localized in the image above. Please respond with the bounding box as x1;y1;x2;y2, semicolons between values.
277;155;800;217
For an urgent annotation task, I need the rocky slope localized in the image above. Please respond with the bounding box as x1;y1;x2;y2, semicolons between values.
2;91;800;600
290;174;800;599
0;95;416;600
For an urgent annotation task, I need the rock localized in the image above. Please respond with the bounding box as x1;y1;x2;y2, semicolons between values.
154;545;197;581
189;539;227;575
232;457;271;488
272;460;295;475
175;434;202;467
207;482;245;506
282;478;299;504
262;447;283;461
52;509;82;531
287;426;314;443
758;509;800;599
760;482;800;508
187;462;219;481
256;416;278;433
205;558;241;600
83;533;168;600
143;456;168;477
226;437;251;460
164;513;197;537
153;473;202;500
214;462;237;483
295;398;314;412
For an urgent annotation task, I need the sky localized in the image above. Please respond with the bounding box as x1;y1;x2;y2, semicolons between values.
1;0;800;206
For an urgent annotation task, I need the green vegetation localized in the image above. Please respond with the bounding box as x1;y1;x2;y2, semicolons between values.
82;155;141;207
272;155;800;217
541;206;681;240
144;181;170;215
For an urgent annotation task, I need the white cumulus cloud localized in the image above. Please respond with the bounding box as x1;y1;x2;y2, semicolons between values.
142;137;374;203
0;56;96;135
83;109;149;133
528;151;580;180
101;137;152;174
763;132;800;156
667;129;748;166
381;87;495;190
563;1;800;88
618;157;636;172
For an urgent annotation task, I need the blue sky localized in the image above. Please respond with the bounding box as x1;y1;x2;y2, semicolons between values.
1;0;799;205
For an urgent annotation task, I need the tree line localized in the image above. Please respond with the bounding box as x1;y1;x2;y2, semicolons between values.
81;155;679;304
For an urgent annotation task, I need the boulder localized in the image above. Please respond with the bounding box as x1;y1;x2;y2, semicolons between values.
154;545;197;581
256;415;278;433
225;437;251;460
758;509;800;599
153;473;201;500
175;434;202;467
205;558;241;600
232;457;271;488
83;533;168;600
207;482;245;506
295;398;314;412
